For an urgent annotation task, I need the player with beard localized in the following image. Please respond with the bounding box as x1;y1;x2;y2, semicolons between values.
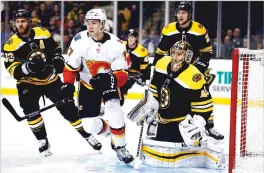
3;9;102;157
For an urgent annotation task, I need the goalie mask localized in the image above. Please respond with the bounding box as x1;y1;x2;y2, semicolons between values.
170;40;193;72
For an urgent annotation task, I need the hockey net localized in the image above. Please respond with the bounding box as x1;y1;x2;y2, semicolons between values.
229;48;264;173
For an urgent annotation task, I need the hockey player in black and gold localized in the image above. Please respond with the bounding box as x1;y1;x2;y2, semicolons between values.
3;9;101;156
120;29;149;104
127;41;225;169
154;1;212;74
149;41;216;142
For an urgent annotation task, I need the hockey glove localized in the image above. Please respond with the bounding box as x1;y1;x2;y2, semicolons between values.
52;53;65;74
61;83;75;100
90;73;117;92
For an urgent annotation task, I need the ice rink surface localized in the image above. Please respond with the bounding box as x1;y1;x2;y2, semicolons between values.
0;96;245;173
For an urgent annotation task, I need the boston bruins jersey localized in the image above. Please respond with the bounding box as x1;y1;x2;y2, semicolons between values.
3;27;61;85
123;41;149;73
155;21;213;70
149;56;213;124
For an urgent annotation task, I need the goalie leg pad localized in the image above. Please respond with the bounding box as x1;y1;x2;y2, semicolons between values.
142;138;225;169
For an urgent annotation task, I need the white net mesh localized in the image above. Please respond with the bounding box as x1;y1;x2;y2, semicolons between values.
232;49;264;173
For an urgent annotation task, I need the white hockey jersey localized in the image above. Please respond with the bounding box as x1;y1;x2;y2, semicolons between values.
65;31;128;88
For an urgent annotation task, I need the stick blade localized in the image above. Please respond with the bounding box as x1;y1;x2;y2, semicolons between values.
2;98;23;121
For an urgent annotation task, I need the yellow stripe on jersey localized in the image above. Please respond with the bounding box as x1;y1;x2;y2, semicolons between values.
200;45;213;53
149;84;157;89
33;27;51;39
17;75;59;86
140;64;148;70
191;106;214;113
28;116;43;125
191;99;213;106
162;22;179;36
4;35;24;52
7;62;21;77
157;113;186;124
156;47;168;55
152;93;158;97
176;65;206;90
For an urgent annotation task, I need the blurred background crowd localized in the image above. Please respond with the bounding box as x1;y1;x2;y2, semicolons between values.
1;1;263;58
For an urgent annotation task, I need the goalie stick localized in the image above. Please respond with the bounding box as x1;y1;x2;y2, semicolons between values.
133;66;155;169
2;97;72;122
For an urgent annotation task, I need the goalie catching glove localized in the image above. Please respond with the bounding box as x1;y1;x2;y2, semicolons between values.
127;90;159;125
179;114;211;147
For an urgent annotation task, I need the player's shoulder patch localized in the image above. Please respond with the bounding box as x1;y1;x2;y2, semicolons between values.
133;43;148;57
192;73;202;82
162;22;178;36
33;27;51;39
155;56;171;74
4;34;23;52
177;64;206;90
74;33;82;41
189;21;207;35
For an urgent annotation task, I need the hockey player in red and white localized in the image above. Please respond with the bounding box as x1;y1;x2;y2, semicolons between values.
127;41;225;169
63;9;134;164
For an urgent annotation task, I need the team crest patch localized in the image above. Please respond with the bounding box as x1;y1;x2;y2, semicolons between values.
198;24;203;29
192;73;202;82
6;38;13;45
141;48;145;52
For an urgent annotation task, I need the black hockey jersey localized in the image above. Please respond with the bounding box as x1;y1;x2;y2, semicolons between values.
149;56;214;124
123;41;149;73
155;21;213;71
3;27;62;85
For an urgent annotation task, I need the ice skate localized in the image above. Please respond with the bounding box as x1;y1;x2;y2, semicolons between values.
38;138;52;157
114;146;134;164
86;135;102;150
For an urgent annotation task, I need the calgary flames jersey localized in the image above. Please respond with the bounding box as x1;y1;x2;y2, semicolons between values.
3;27;60;85
149;56;214;124
64;31;128;89
123;41;149;73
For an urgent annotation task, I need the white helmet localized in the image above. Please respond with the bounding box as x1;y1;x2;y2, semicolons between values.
85;9;107;27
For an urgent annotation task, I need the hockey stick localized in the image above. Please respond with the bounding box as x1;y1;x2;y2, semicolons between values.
133;66;155;169
2;98;71;122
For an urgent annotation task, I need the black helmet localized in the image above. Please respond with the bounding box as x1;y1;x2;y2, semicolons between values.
126;29;139;37
175;1;193;14
13;9;31;20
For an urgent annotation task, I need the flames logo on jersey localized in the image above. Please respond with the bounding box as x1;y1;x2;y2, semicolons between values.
160;87;170;109
86;60;111;76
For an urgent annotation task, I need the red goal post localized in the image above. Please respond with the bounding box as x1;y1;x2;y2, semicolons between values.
229;48;264;173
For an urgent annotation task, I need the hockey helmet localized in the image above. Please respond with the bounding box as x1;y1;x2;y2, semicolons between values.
170;40;193;64
126;29;139;37
13;9;31;20
85;9;107;27
175;1;193;14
